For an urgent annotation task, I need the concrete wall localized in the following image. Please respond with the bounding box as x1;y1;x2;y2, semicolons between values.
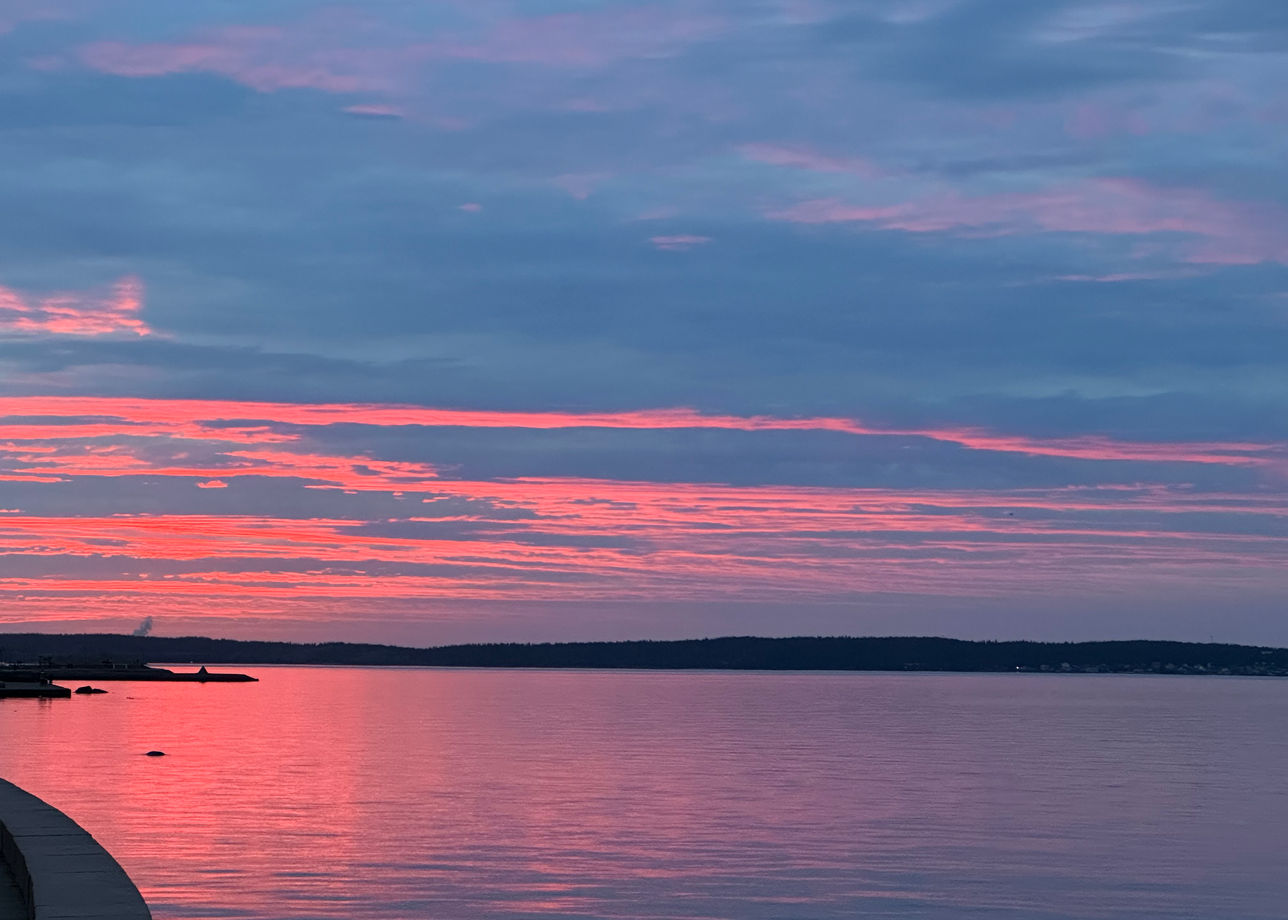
0;780;151;920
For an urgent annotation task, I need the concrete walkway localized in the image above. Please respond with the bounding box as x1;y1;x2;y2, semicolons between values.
0;778;151;919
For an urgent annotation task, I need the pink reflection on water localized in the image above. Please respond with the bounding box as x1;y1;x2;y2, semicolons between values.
2;668;1288;919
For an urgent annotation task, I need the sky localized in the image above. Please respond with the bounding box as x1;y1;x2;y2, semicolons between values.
0;0;1285;646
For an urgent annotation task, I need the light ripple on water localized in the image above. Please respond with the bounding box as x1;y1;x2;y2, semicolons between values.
2;668;1287;919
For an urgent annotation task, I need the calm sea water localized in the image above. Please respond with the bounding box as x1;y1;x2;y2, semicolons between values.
2;667;1287;919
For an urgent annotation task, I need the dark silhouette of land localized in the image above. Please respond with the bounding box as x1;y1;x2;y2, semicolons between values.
0;660;256;685
40;664;256;682
0;672;71;698
2;633;1287;676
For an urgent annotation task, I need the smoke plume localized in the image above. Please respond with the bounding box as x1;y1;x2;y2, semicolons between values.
132;616;154;637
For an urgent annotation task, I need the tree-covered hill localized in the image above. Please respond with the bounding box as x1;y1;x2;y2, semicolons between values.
1;633;1286;675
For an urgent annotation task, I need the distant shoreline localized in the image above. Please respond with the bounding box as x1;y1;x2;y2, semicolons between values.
3;633;1287;677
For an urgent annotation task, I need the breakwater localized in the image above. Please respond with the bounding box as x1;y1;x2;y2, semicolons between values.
0;779;150;919
0;677;68;700
40;667;255;683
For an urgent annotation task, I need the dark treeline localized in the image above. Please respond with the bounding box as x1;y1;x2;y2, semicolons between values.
1;633;1287;675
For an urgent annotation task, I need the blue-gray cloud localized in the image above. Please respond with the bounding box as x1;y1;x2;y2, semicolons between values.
0;0;1285;641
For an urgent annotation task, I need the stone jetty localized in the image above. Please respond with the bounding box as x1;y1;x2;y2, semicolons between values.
0;677;70;700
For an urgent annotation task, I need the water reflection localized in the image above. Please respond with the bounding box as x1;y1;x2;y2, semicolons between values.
2;669;1287;919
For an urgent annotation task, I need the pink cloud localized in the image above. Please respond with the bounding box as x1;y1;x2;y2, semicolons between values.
0;0;72;36
0;276;151;337
0;397;1279;469
79;24;409;94
75;4;726;103
458;202;483;213
0;478;1282;613
650;235;712;251
3;442;441;492
0;392;1283;621
740;143;884;178
769;178;1288;264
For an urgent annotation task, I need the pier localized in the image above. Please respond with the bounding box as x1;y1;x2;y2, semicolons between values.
0;676;70;700
0;779;150;919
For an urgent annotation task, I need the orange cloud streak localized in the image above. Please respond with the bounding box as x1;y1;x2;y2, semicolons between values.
1;395;1283;620
0;472;1283;607
0;277;151;337
0;396;1277;467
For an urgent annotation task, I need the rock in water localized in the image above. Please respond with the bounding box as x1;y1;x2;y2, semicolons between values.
145;751;166;757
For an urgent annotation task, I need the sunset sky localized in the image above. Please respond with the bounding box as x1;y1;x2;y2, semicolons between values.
0;0;1285;645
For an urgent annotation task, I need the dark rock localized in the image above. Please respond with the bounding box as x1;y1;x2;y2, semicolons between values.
74;686;108;694
145;751;166;757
